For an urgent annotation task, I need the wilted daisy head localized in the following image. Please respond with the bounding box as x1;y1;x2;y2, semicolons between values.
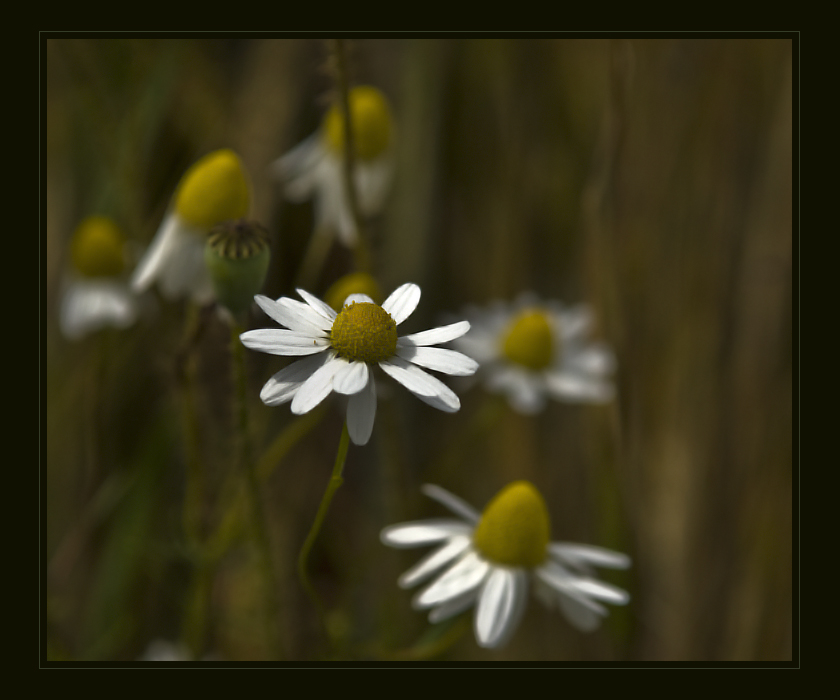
131;149;251;302
381;481;630;649
452;294;616;414
60;216;138;339
271;85;395;247
239;283;477;446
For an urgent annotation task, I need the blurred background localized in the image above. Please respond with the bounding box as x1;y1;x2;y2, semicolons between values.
44;37;793;663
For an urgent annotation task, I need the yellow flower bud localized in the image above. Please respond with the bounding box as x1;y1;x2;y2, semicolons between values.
174;149;251;229
473;481;550;568
70;216;127;278
323;86;393;161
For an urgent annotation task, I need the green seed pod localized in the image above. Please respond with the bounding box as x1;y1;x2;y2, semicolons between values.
204;219;270;317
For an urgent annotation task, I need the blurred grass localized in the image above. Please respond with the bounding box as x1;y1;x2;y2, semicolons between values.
45;37;793;663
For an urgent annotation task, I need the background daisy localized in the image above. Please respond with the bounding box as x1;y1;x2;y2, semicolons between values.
381;482;631;649
453;294;615;414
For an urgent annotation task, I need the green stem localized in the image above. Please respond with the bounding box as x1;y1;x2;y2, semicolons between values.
231;319;283;658
297;422;351;642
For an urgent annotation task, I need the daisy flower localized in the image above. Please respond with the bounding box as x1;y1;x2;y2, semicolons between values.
272;85;394;247
131;149;251;303
59;216;138;340
452;294;616;414
381;481;631;649
239;283;477;446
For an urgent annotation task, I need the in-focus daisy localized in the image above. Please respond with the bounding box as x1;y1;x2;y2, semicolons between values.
59;216;138;340
381;481;630;649
239;283;477;446
452;294;615;414
131;149;251;303
272;85;394;247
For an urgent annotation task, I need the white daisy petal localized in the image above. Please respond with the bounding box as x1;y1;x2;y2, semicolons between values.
272;133;324;187
296;288;338;321
475;568;528;649
569;344;616;376
382;283;421;325
549;543;631;571
557;592;605;632
535;561;614;617
346;372;377;445
254;295;332;334
545;372;614;403
567;577;630;605
380;520;474;548
259;353;329;406
131;213;182;294
414;551;491;609
290;355;347;414
239;329;330;356
399;321;471;347
428;588;481;624
421;484;481;523
398;535;472;589
332;360;370;395
380;357;461;412
343;293;375;306
396;345;479;377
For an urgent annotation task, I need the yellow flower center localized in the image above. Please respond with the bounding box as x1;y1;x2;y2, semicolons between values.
501;309;555;371
324;272;383;311
70;216;126;278
174;149;250;229
323;86;393;161
330;301;397;364
473;481;550;568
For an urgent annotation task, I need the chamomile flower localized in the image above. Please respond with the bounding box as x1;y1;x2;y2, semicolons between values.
452;294;616;414
59;216;138;339
131;149;251;303
272;85;394;247
239;283;477;446
381;482;631;649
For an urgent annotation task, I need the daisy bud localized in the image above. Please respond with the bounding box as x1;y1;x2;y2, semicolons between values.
204;219;270;317
322;85;394;162
70;215;128;278
324;271;383;311
174;149;251;229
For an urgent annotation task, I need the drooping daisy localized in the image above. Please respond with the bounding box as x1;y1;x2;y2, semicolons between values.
131;149;251;303
59;216;138;340
452;294;616;414
240;283;477;446
272;85;394;247
381;482;630;649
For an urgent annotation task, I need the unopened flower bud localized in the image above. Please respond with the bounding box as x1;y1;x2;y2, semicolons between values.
204;219;270;316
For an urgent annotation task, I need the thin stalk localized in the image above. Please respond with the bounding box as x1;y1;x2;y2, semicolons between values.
231;318;283;658
297;422;351;643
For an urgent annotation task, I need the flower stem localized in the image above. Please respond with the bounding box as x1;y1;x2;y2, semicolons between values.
231;318;283;658
331;38;371;274
297;422;351;643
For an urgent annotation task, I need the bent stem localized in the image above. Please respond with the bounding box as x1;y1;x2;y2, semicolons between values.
297;422;351;645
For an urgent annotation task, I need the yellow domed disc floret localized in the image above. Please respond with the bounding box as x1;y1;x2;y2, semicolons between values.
501;309;555;371
324;272;383;312
330;301;397;364
323;86;393;161
174;149;250;229
473;481;550;568
70;216;127;278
